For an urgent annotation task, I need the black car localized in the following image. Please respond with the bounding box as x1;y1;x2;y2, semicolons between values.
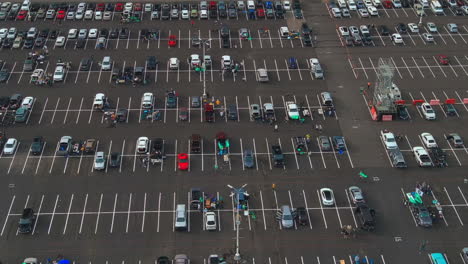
0;69;9;83
397;105;409;120
87;3;95;10
39;29;49;38
2;39;12;48
7;11;16;20
119;28;129;39
50;30;58;39
115;108;128;122
105;3;114;11
18;208;35;234
68;4;76;11
397;23;407;34
401;0;410;7
99;28;109;38
109;152;121;167
9;94;23;109
293;8;302;18
34;37;46;47
109;29;119;39
220;25;229;38
296;207;308;226
166;92;177;108
80;58;92;71
146;56;158;70
23;38;34;49
157;256;170;264
379;25;390;36
31;3;41;11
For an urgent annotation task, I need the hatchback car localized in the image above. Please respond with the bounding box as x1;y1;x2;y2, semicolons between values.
278;205;295;229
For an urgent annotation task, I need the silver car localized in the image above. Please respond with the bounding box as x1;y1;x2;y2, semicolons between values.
348;186;365;204
278;205;294;229
174;254;189;264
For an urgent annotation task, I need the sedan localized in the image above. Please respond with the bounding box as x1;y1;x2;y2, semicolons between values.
320;188;335;206
243;149;255;168
55;36;66;47
348;186;365;204
93;151;106;170
358;8;369;17
21;96;34;109
392;33;403;44
136;137;149;153
421;132;437;148
426;22;437;33
446;133;464;148
3;138;18;155
178;153;189;170
66;11;75;19
204;212;217;230
168;35;177;47
438;54;449;65
109;152;121;167
56;10;65;19
179;107;188;121
318;136;332;151
422;33;433;42
88;28;98;38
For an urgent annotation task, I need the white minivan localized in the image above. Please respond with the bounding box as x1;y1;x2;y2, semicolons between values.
174;204;187;231
247;0;255;10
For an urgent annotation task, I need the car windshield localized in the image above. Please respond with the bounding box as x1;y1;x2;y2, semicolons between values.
180;158;188;162
387;138;395;142
96;158;104;163
207;220;215;225
5;143;13;148
426;109;434;113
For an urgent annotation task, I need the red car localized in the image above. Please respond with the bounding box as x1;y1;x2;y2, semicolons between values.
178;153;189;171
134;3;142;11
382;0;392;8
56;10;66;19
168;35;177;47
256;8;265;18
96;3;105;11
438;55;449;65
16;10;28;20
115;2;124;11
209;1;217;10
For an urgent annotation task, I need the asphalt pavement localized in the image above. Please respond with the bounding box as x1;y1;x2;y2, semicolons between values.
1;0;468;263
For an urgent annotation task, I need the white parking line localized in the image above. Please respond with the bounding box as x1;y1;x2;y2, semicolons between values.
110;193;118;233
0;195;15;236
125;193;132;233
94;193;103;234
47;194;60;234
443;187;463;226
344;189;358;228
63;194;74;234
32;195;44;235
316;190;327;229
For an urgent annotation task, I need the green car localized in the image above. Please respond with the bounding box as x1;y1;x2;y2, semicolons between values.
15;107;29;123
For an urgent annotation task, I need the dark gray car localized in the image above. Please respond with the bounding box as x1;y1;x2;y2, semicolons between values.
191;96;201;108
318;136;332;151
227;104;238;120
243;149;255;168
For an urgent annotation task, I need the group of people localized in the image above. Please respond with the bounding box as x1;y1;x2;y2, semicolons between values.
340;225;356;239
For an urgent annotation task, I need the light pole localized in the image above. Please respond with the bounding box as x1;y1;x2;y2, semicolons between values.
227;184;248;262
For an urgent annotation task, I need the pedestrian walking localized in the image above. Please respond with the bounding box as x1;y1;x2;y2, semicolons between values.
190;20;195;27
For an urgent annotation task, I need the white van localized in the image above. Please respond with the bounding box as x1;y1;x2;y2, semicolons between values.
174;204;187;230
338;0;347;8
279;27;289;38
371;0;381;6
101;56;112;71
20;0;30;11
419;0;429;7
237;0;245;10
430;0;443;15
247;0;255;10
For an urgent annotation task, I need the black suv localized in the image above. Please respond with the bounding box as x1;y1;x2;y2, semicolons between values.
146;56;158;70
18;208;35;234
119;28;129;39
355;203;376;231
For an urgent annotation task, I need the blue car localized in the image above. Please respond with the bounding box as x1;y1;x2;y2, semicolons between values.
430;253;447;264
265;1;273;8
332;136;346;151
288;57;298;69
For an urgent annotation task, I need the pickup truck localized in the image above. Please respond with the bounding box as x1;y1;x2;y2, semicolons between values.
150;138;166;163
272;145;284;167
413;146;433;167
30;136;44;155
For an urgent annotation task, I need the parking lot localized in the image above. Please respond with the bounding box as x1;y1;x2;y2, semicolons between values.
2;0;468;263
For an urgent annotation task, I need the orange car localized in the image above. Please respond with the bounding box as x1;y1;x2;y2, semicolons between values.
168;35;177;47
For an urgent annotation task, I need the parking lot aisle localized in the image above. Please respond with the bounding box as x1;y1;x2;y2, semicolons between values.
421;57;436;78
357;58;369;80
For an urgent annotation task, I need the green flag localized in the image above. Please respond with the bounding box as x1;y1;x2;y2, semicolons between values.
359;171;368;178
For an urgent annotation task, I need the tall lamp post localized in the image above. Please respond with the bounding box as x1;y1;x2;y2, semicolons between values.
227;184;248;262
200;38;211;98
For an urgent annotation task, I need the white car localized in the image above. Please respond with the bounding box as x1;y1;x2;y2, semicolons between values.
55;36;66;47
75;9;84;20
53;64;65;82
94;151;106;170
392;33;403;44
381;131;398;150
339;26;349;36
367;5;378;15
331;7;341;17
462;5;468;15
342;8;350;17
141;92;154;109
358;8;369;17
421;103;436;120
84;10;93;19
360;25;370;35
200;9;208;19
78;28;88;38
21;96;34;109
169;57;180;70
66;11;75;20
124;2;133;11
349;26;359;35
348;2;357;10
93;93;106;107
189;54;201;68
144;3;153;12
103;11;112;20
94;11;102;20
0;28;8;39
286;101;299;120
320;188;335;206
422;33;433;42
68;28;78;39
88;28;98;39
136;137;149;153
364;0;373;6
421;133;437;148
204;212;217;231
7;27;17;39
408;23;419;33
26;27;37;39
3;138;18;155
181;9;189;19
413;146;433;167
283;0;291;10
426;22;437;33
